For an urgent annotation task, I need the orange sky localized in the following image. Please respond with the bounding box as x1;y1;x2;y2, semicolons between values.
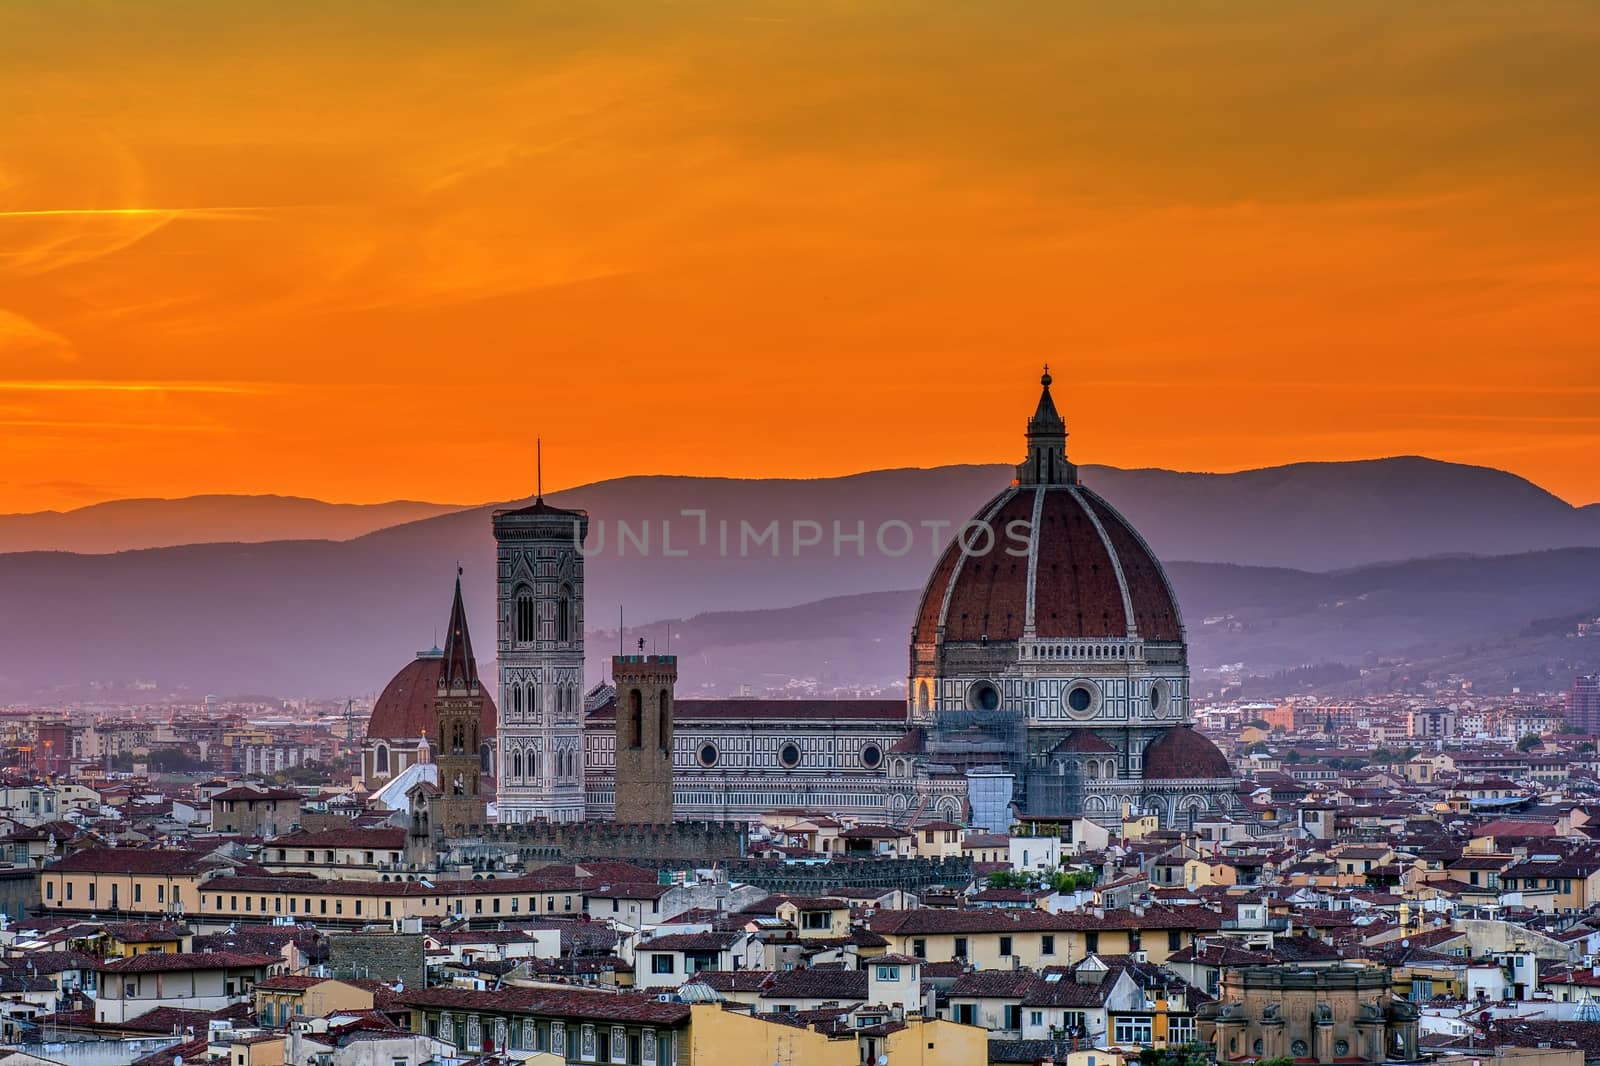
2;1;1598;512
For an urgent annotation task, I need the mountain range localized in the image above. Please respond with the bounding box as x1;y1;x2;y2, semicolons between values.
0;495;466;554
2;457;1597;699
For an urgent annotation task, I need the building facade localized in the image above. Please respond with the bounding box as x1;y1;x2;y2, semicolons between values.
433;570;489;833
493;497;590;822
897;369;1236;827
612;654;677;823
1198;966;1420;1064
1568;675;1600;735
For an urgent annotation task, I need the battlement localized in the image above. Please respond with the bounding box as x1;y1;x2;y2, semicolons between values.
614;654;677;666
653;855;973;895
443;818;745;863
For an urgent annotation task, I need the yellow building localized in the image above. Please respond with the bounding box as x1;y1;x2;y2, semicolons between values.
1500;857;1600;912
42;847;590;927
68;922;191;957
910;821;965;859
867;907;1218;968
223;1033;285;1066
254;977;376;1028
41;848;208;916
775;898;852;938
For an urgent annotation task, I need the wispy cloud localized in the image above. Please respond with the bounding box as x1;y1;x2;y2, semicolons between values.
0;309;75;364
0;207;273;220
0;380;269;394
0;419;231;432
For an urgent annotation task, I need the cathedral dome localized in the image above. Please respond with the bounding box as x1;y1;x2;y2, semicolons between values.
913;484;1182;646
367;651;497;743
913;369;1181;650
1141;726;1231;779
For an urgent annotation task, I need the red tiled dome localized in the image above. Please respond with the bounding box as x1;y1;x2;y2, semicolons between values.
913;484;1183;646
367;653;497;742
1142;726;1231;779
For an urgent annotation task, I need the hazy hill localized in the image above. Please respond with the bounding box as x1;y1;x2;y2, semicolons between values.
2;457;1599;699
3;542;1597;699
0;495;467;554
3;457;1596;568
604;550;1600;698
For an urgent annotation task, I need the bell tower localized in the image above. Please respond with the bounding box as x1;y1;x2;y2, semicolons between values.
612;654;677;823
433;569;487;833
493;469;589;823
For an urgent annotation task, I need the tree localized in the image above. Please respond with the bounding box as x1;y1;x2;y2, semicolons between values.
1050;869;1098;893
1578;741;1595;755
1283;750;1302;764
1517;733;1541;752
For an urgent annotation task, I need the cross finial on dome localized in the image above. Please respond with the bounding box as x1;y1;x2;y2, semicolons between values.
1042;363;1052;387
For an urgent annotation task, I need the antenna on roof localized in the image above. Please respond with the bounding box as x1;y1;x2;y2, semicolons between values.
536;438;543;503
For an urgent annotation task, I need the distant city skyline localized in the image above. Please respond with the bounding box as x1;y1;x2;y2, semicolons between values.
3;3;1597;512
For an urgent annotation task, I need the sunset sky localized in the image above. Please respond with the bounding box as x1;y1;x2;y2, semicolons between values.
2;1;1597;512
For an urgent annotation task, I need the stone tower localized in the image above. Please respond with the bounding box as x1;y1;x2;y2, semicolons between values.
433;570;488;833
492;494;589;823
612;654;677;823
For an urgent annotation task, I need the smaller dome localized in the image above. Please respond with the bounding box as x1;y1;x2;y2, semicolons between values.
1052;731;1117;755
367;652;497;743
1142;726;1230;780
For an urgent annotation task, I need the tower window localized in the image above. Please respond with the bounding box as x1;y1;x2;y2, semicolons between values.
658;689;671;752
627;690;643;749
515;590;536;644
556;585;573;644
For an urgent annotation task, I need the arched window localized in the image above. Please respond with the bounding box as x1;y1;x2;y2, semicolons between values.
627;689;643;749
529;751;539;780
512;749;523;781
917;682;930;712
556;584;573;644
511;685;522;715
451;720;465;754
658;689;671;752
515;588;536;644
375;744;389;774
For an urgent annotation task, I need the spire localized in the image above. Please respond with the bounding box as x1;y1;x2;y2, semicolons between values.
1016;364;1077;485
439;566;479;693
536;437;543;504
